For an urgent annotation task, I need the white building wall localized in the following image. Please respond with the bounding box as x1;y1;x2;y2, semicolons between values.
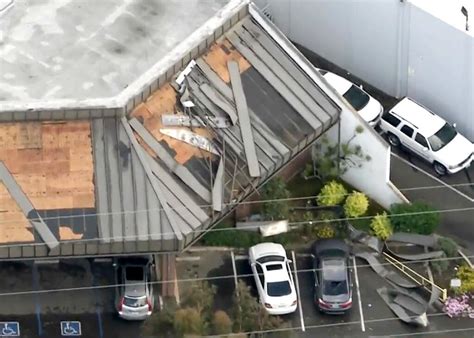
264;0;474;140
324;108;408;210
406;3;474;140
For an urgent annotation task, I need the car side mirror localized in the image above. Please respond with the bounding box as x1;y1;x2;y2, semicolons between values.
423;147;429;152
359;84;363;90
453;123;457;129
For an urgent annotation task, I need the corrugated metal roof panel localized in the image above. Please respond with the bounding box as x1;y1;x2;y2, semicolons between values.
92;119;111;243
103;118;124;244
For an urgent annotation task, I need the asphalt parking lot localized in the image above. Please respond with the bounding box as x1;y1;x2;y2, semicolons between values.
177;250;474;337
388;143;474;252
0;259;143;338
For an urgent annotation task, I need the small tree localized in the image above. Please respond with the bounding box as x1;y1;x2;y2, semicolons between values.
390;202;440;234
311;126;371;181
316;181;347;206
437;237;458;257
182;280;216;321
261;177;290;221
344;191;369;218
370;212;392;240
212;310;232;335
232;280;281;333
174;307;204;336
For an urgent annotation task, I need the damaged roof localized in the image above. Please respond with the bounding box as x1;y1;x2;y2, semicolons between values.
0;4;341;258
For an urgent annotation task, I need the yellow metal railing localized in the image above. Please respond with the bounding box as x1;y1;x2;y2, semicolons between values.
383;252;447;302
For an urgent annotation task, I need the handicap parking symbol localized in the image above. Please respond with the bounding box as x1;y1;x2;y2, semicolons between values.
0;322;20;337
60;321;81;336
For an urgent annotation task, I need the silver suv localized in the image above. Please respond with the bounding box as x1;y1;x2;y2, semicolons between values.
380;97;473;175
114;256;155;321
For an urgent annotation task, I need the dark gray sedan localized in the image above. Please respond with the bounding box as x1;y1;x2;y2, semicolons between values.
311;239;352;314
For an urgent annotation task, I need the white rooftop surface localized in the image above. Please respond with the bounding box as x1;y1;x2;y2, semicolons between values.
0;0;228;103
410;0;474;36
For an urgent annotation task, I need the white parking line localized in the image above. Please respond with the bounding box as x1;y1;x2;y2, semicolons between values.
291;250;305;332
391;152;474;202
352;256;365;332
230;251;238;291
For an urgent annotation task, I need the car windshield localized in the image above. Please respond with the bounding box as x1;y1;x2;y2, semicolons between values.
123;296;147;308
125;266;144;281
343;85;370;111
267;281;291;297
256;255;285;264
428;123;457;151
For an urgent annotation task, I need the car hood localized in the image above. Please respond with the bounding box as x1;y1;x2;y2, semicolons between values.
358;96;383;122
435;134;473;166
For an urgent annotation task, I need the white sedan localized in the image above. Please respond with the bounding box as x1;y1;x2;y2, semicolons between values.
318;69;383;126
248;243;297;315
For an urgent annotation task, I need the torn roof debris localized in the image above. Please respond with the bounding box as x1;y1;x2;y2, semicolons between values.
0;3;340;258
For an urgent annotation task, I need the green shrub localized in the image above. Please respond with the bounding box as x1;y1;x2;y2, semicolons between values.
317;181;347;206
301;211;315;236
261;177;290;220
370;212;392;240
455;265;474;294
182;281;216;319
233;281;282;333
390;202;440;235
174;308;204;335
201;226;261;248
212;310;232;334
146;306;175;336
315;224;335;238
344;191;369;218
438;237;458;257
430;254;450;275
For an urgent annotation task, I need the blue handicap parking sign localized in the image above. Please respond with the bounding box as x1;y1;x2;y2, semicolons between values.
60;321;81;336
0;322;20;337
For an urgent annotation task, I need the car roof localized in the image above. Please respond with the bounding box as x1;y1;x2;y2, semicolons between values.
312;239;349;257
250;242;286;260
322;71;352;94
322;258;347;281
390;98;446;137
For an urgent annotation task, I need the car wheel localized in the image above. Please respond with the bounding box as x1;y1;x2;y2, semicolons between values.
387;133;401;147
433;162;447;176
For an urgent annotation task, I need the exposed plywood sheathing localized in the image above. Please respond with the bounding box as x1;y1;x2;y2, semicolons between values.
203;39;251;83
0;182;34;243
0;161;59;249
59;226;83;241
0;121;95;243
130;84;214;164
